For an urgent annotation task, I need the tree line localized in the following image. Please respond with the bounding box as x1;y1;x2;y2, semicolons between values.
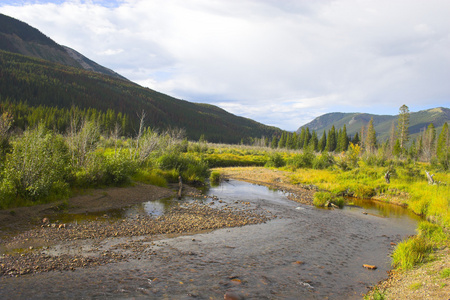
251;105;449;170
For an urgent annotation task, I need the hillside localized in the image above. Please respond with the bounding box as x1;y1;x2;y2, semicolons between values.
0;13;125;80
0;50;281;143
298;107;450;141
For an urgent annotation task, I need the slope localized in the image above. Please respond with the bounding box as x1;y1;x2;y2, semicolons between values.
0;50;282;143
0;13;125;80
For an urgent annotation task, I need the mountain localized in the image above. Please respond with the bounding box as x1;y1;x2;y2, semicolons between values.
0;13;126;80
0;13;283;143
298;107;450;141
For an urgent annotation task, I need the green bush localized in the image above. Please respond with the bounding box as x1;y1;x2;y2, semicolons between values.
131;169;167;187
157;153;209;183
74;151;136;187
313;152;334;169
1;125;71;202
265;152;285;168
287;152;314;169
391;236;433;270
210;171;221;186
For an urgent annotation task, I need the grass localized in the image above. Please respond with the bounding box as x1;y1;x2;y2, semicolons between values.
440;268;450;279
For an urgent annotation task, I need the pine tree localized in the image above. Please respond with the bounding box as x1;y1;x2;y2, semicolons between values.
436;122;449;169
338;125;349;152
421;123;436;162
318;130;327;152
270;135;278;149
351;132;360;145
365;117;377;153
326;125;337;152
278;132;287;148
309;130;319;152
388;121;396;157
397;104;410;149
298;128;306;149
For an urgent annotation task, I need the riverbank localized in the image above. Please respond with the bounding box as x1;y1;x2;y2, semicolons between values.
215;166;450;300
0;182;273;278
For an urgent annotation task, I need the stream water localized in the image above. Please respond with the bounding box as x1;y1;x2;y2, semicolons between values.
0;180;420;299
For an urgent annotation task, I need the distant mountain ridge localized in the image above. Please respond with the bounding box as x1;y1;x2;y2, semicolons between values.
298;107;450;141
0;13;282;143
0;13;126;80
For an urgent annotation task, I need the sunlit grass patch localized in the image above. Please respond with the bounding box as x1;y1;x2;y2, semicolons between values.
392;236;433;270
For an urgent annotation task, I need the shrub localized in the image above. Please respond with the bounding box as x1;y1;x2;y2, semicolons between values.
2;125;71;202
391;236;433;270
157;153;209;183
210;171;221;186
131;169;167;187
74;151;136;187
265;152;285;168
312;152;334;170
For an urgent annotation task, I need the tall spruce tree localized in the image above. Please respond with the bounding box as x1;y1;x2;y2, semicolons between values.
326;125;337;152
309;130;319;152
397;104;410;149
421;123;436;162
278;132;287;148
436;122;449;169
338;124;349;151
318;130;327;152
365;117;377;153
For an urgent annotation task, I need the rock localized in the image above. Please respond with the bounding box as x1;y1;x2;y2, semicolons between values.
42;217;49;224
224;291;245;300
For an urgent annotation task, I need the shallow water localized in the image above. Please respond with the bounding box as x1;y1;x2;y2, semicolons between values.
0;180;420;299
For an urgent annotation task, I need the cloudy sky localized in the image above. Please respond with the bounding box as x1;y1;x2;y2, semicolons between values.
1;0;449;130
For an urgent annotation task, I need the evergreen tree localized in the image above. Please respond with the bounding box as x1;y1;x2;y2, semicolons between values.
270;135;278;149
351;132;360;145
326;125;337;152
298;128;306;149
388;121;396;157
305;127;311;147
309;130;319;152
337;125;349;152
393;139;401;157
397;104;410;149
365;118;377;153
421;123;436;162
436;122;450;169
318;130;327;152
278;132;287;148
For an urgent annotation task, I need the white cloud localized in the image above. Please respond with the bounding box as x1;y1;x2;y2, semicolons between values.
1;0;450;130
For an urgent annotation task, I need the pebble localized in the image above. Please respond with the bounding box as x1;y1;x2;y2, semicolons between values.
1;201;273;278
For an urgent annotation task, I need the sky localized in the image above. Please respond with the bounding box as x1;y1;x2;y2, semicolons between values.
1;0;449;131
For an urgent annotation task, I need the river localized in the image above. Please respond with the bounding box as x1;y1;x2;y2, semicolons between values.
0;180;420;299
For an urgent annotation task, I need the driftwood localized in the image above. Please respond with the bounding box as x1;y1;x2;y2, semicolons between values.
363;264;377;270
425;171;435;185
177;176;183;199
384;171;391;184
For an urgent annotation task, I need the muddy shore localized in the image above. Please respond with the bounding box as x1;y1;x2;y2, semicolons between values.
0;182;273;278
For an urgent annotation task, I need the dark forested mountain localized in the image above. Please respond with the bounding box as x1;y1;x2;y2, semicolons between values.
0;13;283;143
298;107;450;141
0;50;282;142
0;13;125;80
